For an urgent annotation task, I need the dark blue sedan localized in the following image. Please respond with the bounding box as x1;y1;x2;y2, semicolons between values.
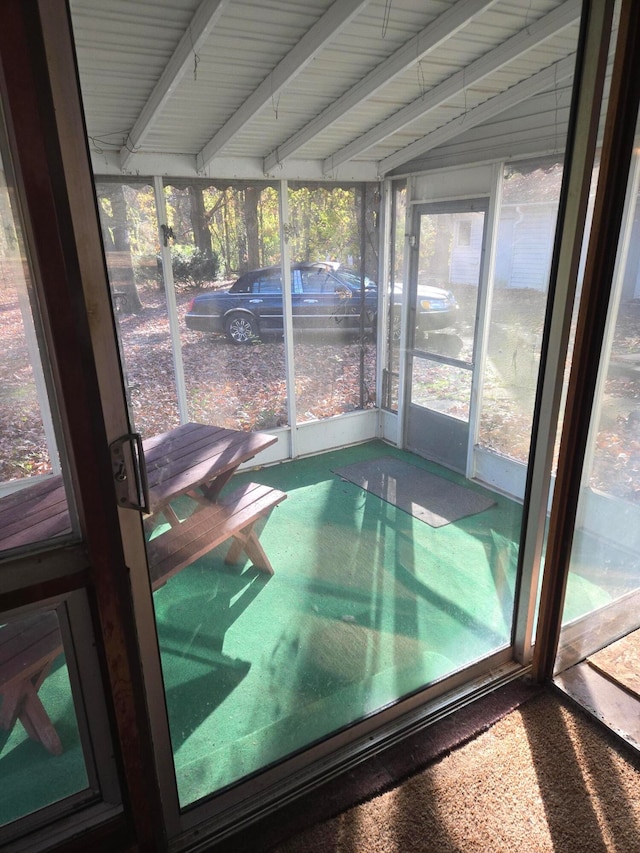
185;262;458;344
185;263;378;343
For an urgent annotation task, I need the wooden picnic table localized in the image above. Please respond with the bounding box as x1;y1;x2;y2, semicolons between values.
143;422;286;585
0;613;64;756
143;421;278;522
0;476;72;553
0;422;278;552
0;422;285;752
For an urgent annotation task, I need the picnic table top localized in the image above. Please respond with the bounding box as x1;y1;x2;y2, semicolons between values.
0;423;277;554
143;422;276;509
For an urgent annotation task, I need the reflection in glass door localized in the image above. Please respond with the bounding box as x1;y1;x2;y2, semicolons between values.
405;201;488;473
556;151;640;670
0;144;64;517
0;102;116;841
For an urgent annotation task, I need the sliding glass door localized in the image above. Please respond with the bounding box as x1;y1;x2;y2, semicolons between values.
0;4;170;847
2;0;625;849
0;114;110;840
556;147;640;673
0;29;129;850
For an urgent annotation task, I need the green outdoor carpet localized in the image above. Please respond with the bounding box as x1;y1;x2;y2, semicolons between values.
0;441;616;827
153;441;522;806
333;456;496;527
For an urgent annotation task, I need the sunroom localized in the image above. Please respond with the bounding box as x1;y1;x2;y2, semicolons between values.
1;0;639;850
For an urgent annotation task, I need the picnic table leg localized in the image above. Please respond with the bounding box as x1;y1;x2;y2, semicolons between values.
199;468;237;503
225;521;274;575
162;504;181;527
0;682;22;731
0;664;63;756
19;680;63;755
144;504;182;535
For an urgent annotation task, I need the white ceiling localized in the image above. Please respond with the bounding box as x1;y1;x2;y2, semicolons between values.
69;0;584;181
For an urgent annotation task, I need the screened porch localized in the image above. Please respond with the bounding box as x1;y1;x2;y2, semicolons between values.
1;1;640;849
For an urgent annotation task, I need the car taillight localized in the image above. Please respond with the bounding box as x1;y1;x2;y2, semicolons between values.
186;298;196;312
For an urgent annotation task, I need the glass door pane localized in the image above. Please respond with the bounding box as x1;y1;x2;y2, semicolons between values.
0;137;73;556
405;202;486;473
557;147;640;671
0;605;90;829
102;183;520;814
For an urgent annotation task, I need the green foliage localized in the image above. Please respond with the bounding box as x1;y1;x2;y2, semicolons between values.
289;186;360;265
97;180;379;287
171;246;220;289
257;186;280;266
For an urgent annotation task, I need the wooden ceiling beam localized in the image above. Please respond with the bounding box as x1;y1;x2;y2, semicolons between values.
263;0;498;174
378;54;576;174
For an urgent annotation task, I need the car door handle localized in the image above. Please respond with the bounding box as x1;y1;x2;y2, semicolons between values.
249;299;263;303
303;299;319;303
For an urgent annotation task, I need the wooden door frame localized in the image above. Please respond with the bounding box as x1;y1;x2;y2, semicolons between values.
0;2;165;849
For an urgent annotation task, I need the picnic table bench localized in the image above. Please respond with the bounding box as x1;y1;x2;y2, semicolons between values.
142;423;285;583
147;481;286;589
0;423;284;752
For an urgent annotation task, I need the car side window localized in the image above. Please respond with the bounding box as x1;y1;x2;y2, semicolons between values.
300;271;325;294
231;274;252;293
326;274;351;297
255;273;282;294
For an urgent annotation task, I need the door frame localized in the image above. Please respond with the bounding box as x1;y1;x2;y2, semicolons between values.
403;198;490;474
0;3;165;848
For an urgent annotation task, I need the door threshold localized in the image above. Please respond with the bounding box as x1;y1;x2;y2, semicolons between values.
554;661;640;754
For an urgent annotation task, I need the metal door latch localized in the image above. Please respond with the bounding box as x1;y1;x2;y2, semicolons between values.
109;432;149;513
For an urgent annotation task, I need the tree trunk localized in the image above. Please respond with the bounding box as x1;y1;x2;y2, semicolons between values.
101;185;143;313
244;185;260;270
188;185;213;254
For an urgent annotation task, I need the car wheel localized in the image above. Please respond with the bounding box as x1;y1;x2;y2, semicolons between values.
225;313;259;344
